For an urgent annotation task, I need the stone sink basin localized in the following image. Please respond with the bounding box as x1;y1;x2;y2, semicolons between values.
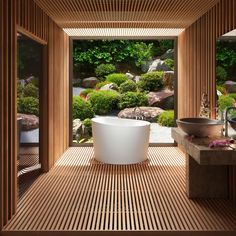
229;117;236;131
176;118;224;137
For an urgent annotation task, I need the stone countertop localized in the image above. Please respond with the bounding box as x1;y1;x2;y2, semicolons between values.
171;128;236;165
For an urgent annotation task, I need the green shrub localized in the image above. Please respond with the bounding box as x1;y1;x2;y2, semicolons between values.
30;77;39;87
228;93;236;100
216;66;227;83
119;80;137;93
218;95;235;112
96;81;112;89
164;58;174;70
118;92;148;109
216;85;226;94
138;71;164;92
88;90;120;115
73;96;95;120
106;73;128;86
17;97;39;116
80;89;94;98
24;83;39;98
157;110;175;127
95;64;116;79
17;83;24;98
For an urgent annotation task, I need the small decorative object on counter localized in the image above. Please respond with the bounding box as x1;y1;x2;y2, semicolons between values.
209;138;235;149
199;92;210;118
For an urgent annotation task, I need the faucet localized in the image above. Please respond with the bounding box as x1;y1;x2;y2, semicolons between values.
224;106;236;137
133;107;144;120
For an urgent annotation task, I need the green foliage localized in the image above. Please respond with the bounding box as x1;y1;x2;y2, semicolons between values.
164;58;174;70
157;110;175;127
17;83;24;98
216;85;226;94
24;83;39;98
228;93;236;100
119;80;137;93
218;95;235;112
80;89;94;98
118;92;148;109
106;73;128;86
73;96;95;120
88;90;120;115
82;118;92;136
216;66;227;84
138;71;164;92
17;97;39;116
95;64;116;79
73;40;154;69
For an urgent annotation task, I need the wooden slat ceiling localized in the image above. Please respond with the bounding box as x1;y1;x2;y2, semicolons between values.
34;0;220;36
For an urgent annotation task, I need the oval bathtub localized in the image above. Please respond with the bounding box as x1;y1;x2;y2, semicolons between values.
92;117;150;164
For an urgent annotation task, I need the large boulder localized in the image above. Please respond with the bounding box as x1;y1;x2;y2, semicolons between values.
148;90;174;109
224;80;236;93
160;49;174;60
163;71;175;90
148;59;172;72
82;77;99;88
118;107;164;122
17;114;39;131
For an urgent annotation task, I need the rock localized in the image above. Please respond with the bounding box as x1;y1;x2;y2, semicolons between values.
17;114;39;131
134;76;141;83
73;119;82;140
118;107;164;122
160;49;174;60
125;72;135;80
82;77;99;88
224;80;236;93
163;71;175;90
25;75;36;84
100;83;118;91
148;90;174;109
148;59;172;72
18;79;26;86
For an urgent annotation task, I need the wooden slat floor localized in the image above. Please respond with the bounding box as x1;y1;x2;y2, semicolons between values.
3;147;236;235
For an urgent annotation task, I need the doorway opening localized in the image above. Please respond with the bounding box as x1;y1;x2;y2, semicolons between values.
70;39;177;146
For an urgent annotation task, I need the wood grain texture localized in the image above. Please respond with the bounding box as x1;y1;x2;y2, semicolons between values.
0;0;69;231
3;147;236;235
177;0;236;206
34;0;220;29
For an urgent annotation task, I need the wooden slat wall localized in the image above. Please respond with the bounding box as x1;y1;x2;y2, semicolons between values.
0;0;17;231
177;0;236;205
0;0;69;231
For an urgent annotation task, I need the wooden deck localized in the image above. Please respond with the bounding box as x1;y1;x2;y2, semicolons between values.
3;147;236;236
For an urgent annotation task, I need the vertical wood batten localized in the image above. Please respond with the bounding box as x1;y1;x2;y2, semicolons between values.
177;0;236;205
0;0;69;230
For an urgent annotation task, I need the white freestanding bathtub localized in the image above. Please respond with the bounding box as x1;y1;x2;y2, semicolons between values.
92;117;150;164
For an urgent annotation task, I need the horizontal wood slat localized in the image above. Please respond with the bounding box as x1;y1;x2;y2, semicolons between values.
3;147;236;234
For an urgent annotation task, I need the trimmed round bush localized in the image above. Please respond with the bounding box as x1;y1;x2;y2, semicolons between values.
218;95;235;112
73;96;95;120
164;58;174;70
17;97;39;116
88;90;120;115
24;83;39;98
228;93;236;100
119;80;137;93
106;73;128;86
118;92;148;109
157;110;175;127
95;64;116;79
17;83;24;98
82;118;92;136
80;89;94;98
138;71;164;92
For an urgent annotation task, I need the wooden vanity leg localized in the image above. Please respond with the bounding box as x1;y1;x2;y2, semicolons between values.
186;154;228;198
